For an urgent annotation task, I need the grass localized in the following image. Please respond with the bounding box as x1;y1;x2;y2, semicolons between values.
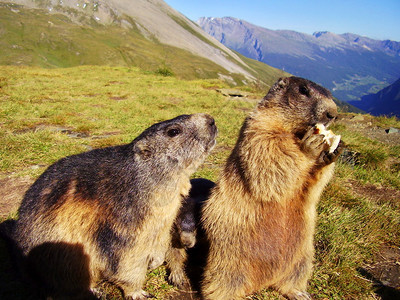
1;65;400;299
330;121;400;188
311;179;400;298
0;65;254;177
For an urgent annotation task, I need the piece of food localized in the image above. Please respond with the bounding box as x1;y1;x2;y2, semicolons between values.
314;123;341;153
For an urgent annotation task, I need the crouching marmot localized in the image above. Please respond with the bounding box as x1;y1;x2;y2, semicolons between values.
11;113;217;299
201;77;343;299
166;178;215;288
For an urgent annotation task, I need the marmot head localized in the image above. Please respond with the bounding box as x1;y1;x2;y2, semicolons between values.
132;113;217;174
258;76;337;138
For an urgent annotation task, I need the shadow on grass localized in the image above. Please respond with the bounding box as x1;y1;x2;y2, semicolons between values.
358;267;400;300
0;220;97;300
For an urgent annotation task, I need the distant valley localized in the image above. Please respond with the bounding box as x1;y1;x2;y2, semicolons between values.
198;17;400;114
349;78;400;118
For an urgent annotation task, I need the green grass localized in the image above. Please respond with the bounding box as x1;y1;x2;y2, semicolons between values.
330;121;400;189
1;66;399;299
311;178;400;299
0;65;252;177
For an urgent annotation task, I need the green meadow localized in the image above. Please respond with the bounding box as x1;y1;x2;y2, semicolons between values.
0;66;399;299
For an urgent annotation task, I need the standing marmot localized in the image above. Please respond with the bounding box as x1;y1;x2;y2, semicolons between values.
201;77;342;299
11;113;217;299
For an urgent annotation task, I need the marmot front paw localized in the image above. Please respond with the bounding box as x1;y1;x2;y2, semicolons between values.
320;139;344;165
300;128;329;160
126;290;155;300
301;124;343;166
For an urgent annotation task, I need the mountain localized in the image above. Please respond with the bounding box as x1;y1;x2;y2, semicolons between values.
198;17;400;104
0;1;287;86
349;78;400;118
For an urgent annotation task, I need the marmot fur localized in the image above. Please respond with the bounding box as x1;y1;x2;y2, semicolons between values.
11;113;217;299
201;77;342;299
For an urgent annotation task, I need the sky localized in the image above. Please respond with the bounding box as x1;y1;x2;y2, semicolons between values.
164;0;400;41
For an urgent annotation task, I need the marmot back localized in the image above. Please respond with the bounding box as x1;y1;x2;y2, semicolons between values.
201;77;342;299
12;113;217;299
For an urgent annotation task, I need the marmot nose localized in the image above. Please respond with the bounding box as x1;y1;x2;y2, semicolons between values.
201;114;216;129
191;113;217;136
326;111;337;120
207;116;217;135
208;118;215;127
203;115;217;140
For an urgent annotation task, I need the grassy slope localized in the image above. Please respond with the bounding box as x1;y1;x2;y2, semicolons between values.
0;66;399;299
0;3;230;79
0;3;286;85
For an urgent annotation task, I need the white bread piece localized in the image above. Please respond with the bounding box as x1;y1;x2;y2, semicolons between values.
315;123;341;153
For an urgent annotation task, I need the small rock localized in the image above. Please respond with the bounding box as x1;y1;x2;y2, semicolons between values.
351;115;365;122
217;89;248;98
83;145;93;151
385;127;399;134
30;164;46;170
339;149;361;166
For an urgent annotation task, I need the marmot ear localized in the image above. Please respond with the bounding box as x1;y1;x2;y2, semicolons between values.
259;77;289;107
135;141;152;159
267;77;289;95
275;77;289;90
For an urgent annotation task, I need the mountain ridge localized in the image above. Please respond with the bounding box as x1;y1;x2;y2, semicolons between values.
198;17;400;104
199;17;400;56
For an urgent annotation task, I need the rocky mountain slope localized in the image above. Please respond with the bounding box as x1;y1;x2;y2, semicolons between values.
0;1;286;85
198;17;400;103
350;78;400;117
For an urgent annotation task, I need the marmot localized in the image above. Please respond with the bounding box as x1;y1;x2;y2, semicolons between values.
11;113;217;299
166;178;215;288
201;77;343;299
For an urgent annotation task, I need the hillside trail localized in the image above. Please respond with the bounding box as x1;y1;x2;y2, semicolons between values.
0;114;399;299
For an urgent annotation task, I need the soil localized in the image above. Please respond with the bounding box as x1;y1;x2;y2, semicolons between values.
0;113;399;299
346;179;400;209
0;176;32;218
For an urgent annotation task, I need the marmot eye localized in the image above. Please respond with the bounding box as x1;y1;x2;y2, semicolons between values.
299;85;310;97
166;128;182;137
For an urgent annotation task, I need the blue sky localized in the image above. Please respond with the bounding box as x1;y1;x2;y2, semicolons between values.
164;0;400;41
